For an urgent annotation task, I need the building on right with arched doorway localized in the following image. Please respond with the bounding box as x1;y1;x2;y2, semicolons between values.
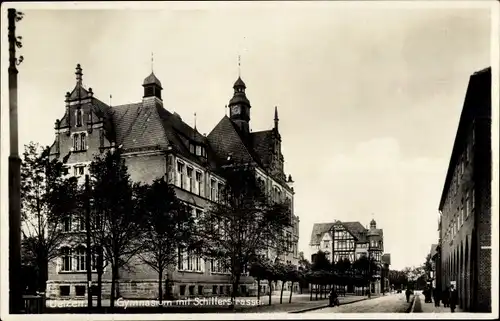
437;67;491;312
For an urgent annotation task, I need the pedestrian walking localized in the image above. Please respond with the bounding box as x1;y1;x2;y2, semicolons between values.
405;288;411;303
449;284;458;313
433;287;441;307
328;288;339;307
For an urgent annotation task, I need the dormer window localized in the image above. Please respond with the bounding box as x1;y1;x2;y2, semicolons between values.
189;143;207;158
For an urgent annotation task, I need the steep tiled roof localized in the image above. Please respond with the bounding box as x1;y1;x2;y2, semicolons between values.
251;130;274;167
343;221;368;242
309;223;335;245
207;116;257;165
309;221;381;246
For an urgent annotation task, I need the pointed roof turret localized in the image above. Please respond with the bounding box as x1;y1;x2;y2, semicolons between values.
143;72;163;89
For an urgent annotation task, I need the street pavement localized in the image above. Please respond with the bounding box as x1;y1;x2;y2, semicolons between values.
308;292;413;313
411;292;464;313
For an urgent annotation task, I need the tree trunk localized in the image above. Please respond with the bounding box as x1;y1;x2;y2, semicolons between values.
289;281;294;303
230;273;240;311
97;270;103;308
310;284;313;300
110;263;118;309
96;248;104;308
37;257;48;292
315;284;319;300
257;279;261;305
268;280;272;305
158;268;163;305
280;281;285;304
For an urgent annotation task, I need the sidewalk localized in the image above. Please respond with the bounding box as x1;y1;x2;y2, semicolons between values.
413;293;464;313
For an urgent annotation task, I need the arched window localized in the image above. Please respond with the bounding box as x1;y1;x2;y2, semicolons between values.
76;109;83;127
80;133;87;150
61;247;72;271
75;246;86;271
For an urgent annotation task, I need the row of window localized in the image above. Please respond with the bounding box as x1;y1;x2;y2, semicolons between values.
72;132;88;152
444;188;475;244
445;127;474;208
175;160;224;202
188;143;207;158
57;283;245;297
59;246;97;272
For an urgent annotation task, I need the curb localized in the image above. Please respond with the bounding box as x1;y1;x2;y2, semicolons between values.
289;297;371;313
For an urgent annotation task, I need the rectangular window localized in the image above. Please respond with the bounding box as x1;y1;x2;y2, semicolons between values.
177;248;184;271
59;286;70;296
189;285;195;296
211;179;217;201
195;171;202;195
177;162;184;189
80;133;87;151
198;285;203;295
180;285;186;296
460;206;464;226
73;134;79;151
212;285;217;295
63;215;72;232
75;285;86;296
186;167;193;192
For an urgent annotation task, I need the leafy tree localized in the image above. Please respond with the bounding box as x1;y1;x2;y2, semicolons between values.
297;252;311;294
310;251;332;299
136;178;195;304
88;148;144;309
274;261;288;304
249;257;269;305
195;166;291;309
20;142;80;292
264;260;278;305
353;255;379;297
286;263;300;303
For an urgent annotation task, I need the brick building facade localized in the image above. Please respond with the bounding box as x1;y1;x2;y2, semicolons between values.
309;219;391;295
437;67;491;312
45;64;300;300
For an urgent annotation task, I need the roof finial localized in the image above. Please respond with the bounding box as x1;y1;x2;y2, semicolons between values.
225;105;228;116
274;106;279;131
75;63;83;85
151;52;154;72
194;112;197;130
110;94;112;107
238;54;241;78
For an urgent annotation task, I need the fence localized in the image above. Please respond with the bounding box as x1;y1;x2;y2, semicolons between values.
22;294;45;313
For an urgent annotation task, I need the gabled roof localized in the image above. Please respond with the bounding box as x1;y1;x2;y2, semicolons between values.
310;220;384;246
207;116;259;166
251;130;275;167
309;223;335;245
343;221;369;243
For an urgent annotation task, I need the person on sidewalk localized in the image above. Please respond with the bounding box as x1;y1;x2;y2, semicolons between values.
442;286;449;307
449;284;458;313
432;287;441;307
329;289;339;307
405;288;411;303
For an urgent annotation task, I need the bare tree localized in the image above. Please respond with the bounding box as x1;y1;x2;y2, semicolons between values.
20;142;79;292
195;166;291;309
136;178;195;304
88;148;144;309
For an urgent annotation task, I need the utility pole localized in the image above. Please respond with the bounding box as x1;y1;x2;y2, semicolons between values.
8;8;24;314
85;175;93;310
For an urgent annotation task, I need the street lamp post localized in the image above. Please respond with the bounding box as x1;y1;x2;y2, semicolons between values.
8;8;24;314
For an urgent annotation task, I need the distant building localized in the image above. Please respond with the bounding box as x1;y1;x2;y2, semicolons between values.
437;67;491;312
309;219;390;295
429;244;438;288
45;64;300;300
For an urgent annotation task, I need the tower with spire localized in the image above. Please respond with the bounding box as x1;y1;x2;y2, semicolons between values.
228;76;251;134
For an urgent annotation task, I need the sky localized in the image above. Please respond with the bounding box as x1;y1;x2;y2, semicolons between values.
1;1;495;270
